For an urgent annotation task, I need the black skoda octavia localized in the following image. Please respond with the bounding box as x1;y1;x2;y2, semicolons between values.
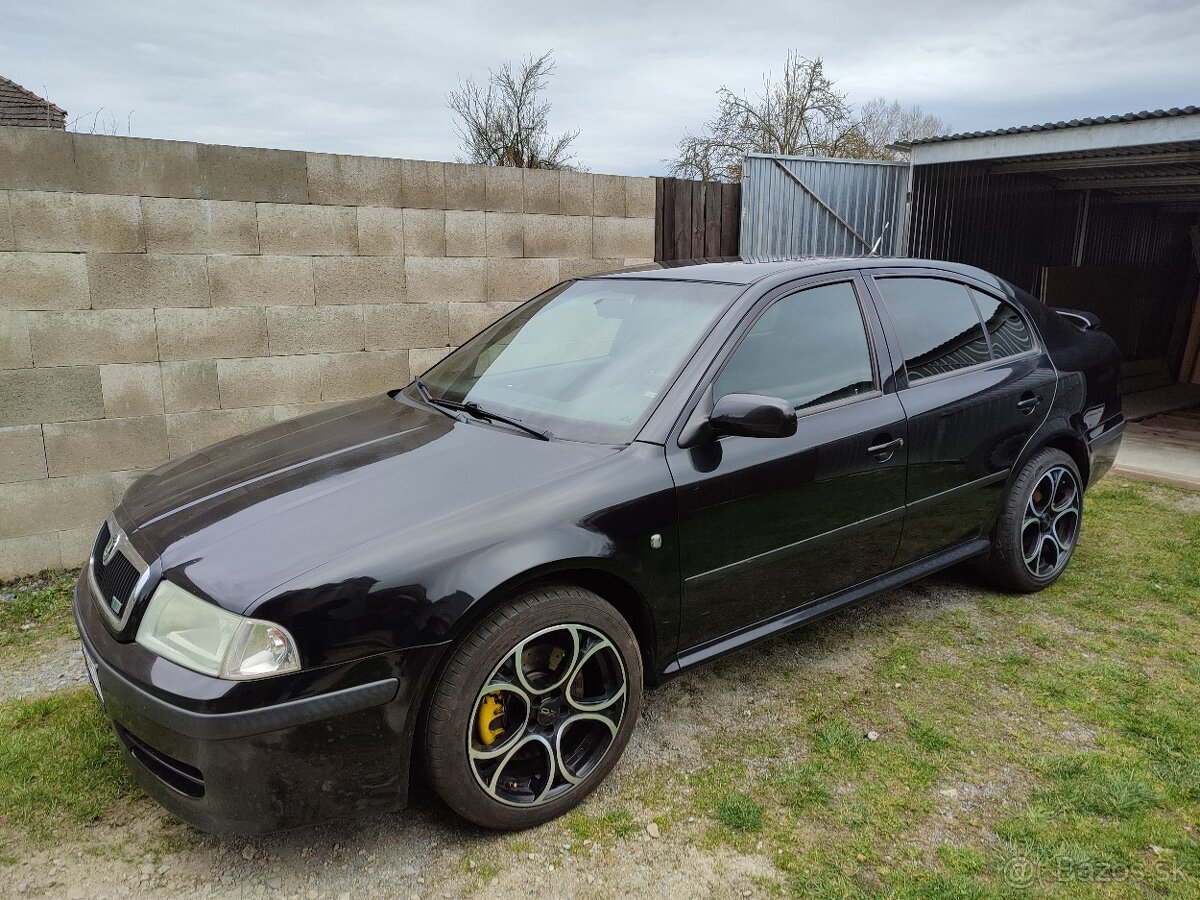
75;258;1123;833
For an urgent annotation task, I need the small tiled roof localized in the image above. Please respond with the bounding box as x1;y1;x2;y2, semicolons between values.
0;75;66;129
911;106;1200;146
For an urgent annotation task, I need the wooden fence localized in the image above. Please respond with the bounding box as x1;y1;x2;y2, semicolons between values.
654;178;741;261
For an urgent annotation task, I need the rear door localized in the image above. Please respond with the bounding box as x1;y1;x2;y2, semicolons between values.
666;274;908;654
864;270;1056;563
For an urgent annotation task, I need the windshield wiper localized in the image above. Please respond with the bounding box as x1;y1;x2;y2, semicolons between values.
441;398;554;441
411;378;466;423
410;379;552;441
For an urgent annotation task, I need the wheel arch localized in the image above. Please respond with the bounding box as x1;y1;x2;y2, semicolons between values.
1039;431;1090;487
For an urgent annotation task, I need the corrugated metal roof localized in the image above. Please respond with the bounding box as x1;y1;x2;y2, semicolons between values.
911;107;1200;146
0;75;66;129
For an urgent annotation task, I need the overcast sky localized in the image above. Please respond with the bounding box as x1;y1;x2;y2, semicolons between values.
4;0;1198;176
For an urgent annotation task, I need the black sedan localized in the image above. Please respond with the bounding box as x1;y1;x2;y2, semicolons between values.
75;258;1123;832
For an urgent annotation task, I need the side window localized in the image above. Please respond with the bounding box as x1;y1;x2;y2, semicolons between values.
715;282;875;411
875;277;991;382
969;289;1034;359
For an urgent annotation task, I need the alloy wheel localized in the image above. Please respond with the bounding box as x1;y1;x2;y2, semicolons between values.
1022;465;1081;578
467;624;628;807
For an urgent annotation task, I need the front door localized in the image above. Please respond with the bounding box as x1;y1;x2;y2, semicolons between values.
667;277;908;653
866;273;1057;564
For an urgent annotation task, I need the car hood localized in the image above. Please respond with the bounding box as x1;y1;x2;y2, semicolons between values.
118;394;616;613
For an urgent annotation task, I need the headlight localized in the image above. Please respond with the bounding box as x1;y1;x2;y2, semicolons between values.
135;581;300;680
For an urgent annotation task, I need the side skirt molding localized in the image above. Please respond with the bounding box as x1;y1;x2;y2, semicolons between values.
663;536;991;677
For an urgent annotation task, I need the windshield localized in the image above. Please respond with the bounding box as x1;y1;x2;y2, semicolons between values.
419;279;739;443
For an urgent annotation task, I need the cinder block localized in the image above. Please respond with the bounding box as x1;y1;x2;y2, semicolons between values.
272;400;344;423
559;258;624;280
485;212;523;258
409;346;453;376
0;366;104;426
73;134;201;198
622;258;656;267
449;302;521;345
0;425;47;483
487;259;560;303
523;214;591;258
156;307;268;361
58;525;97;568
445;163;486;210
306;152;404;207
523;169;560;214
11;191;144;253
445;210;485;257
0;533;62;578
44;416;170;476
161;360;219;412
0;252;90;310
87;253;210;309
166;407;275;457
626;176;656;218
208;256;314;307
593;216;655;259
400;159;446;209
486;166;524;213
0;311;32;368
364;303;448;350
319;350;410;401
402;208;445;257
0;474;114;541
559;172;593;216
198;143;308;203
100;363;164;417
266;305;366;355
216;355;323;407
357;206;405;257
405;257;486;305
256;203;358;256
142;197;259;254
313;257;406;305
109;469;143;505
0;192;12;250
593;174;626;217
28;309;158;366
0;128;77;192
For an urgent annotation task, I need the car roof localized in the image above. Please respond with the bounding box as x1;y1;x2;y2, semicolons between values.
590;257;999;286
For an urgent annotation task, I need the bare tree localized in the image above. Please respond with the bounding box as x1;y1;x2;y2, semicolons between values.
851;98;946;160
670;53;947;179
669;54;858;182
67;107;135;136
448;51;581;170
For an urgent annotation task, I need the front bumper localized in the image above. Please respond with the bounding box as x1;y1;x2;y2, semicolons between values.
74;574;445;834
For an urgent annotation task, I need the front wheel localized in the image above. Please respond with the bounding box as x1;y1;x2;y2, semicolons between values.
424;585;643;829
982;447;1083;592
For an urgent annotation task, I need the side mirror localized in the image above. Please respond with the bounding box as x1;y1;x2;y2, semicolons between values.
709;393;797;439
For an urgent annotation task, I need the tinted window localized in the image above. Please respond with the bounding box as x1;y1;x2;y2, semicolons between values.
969;289;1034;358
715;282;875;410
876;278;991;381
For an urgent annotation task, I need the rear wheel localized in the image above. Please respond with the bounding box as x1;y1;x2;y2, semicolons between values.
982;447;1083;592
424;585;643;829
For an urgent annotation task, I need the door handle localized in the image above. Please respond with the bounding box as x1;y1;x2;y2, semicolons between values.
1017;394;1041;414
867;437;904;457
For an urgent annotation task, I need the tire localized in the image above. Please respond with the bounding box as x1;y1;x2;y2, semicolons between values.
982;447;1084;592
424;585;643;830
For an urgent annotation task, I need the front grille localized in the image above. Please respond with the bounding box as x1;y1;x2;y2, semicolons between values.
92;522;141;619
116;725;206;798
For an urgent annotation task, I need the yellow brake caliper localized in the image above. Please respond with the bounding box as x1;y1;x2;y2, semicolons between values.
477;693;506;746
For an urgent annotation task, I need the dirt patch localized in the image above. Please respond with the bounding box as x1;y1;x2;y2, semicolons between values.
0;638;88;701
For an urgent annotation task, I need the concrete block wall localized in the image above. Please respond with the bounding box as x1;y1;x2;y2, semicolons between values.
0;128;656;577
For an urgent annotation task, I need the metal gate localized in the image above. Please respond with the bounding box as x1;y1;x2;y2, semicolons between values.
739;153;910;259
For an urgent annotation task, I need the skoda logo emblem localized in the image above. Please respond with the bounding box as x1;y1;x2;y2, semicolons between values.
102;532;118;565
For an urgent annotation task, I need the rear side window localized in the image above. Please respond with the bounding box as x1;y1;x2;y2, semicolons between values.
715;281;875;410
969;288;1034;358
875;278;992;381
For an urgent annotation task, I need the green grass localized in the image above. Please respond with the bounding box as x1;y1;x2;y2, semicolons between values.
0;569;78;649
0;689;137;849
717;792;765;832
